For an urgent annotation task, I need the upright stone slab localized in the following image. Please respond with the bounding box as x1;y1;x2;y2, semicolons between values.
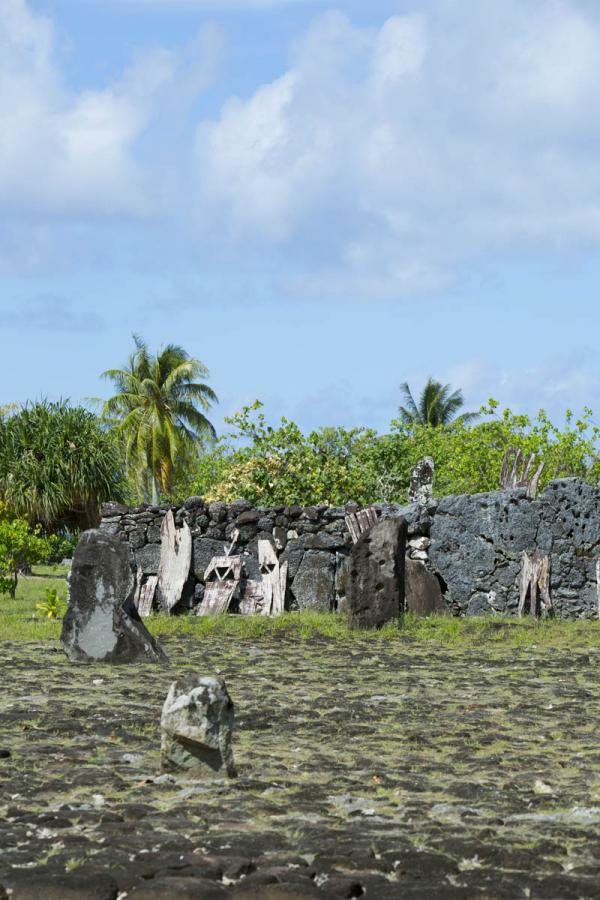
405;557;447;616
409;456;435;506
61;530;167;663
347;518;407;628
160;676;237;777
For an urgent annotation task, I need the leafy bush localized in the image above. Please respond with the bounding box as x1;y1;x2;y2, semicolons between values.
192;401;600;506
46;531;79;564
0;508;53;598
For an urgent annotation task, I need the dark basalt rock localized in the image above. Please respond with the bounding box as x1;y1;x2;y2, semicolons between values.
347;518;406;628
405;558;447;616
61;530;167;664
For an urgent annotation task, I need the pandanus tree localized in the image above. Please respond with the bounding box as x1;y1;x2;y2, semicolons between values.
0;400;123;530
101;336;217;503
399;378;479;428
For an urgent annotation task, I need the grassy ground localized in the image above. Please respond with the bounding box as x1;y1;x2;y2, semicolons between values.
1;566;600;648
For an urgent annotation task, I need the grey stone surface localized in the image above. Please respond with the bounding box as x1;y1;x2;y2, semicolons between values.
134;543;161;575
101;478;600;620
429;479;600;617
347;518;407;629
192;537;226;580
160;676;236;777
409;456;435;505
61;530;167;664
291;550;335;611
405;558;447;616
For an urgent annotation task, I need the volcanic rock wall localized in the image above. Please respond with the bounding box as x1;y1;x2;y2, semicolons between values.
100;478;600;618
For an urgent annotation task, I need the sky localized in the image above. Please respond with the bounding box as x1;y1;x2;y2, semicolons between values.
2;0;600;435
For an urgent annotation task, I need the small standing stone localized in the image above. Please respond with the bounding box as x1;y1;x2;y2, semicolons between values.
61;530;167;664
408;457;435;506
160;676;237;777
347;518;407;628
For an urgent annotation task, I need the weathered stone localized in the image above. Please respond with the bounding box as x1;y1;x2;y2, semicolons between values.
405;558;447;616
236;510;260;525
192;537;226;581
347;518;406;629
291;550;335;611
280;540;305;581
207;502;227;522
146;525;162;544
129;528;146;550
408;456;435;505
134;543;161;575
160;676;236;777
334;553;350;611
61;530;167;664
272;526;287;550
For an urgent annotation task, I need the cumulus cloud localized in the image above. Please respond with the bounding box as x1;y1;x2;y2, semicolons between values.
195;1;600;296
0;0;219;220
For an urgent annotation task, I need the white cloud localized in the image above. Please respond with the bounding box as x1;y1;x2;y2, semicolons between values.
194;1;600;296
0;0;219;220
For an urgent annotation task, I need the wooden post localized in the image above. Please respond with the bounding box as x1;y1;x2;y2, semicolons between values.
519;551;551;618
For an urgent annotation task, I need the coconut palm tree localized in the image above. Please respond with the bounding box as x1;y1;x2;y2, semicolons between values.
399;378;479;428
101;336;217;503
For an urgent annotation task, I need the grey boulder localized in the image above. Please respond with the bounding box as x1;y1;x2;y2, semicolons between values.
160;676;237;777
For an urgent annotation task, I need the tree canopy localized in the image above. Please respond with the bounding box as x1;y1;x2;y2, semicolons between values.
101;335;217;503
399;378;479;428
0;400;123;530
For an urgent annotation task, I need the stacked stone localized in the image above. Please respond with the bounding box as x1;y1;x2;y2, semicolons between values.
101;498;414;613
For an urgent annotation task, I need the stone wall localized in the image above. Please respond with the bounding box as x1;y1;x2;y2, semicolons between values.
100;497;411;613
100;478;600;618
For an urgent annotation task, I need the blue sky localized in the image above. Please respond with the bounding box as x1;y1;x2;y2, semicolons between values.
2;0;600;434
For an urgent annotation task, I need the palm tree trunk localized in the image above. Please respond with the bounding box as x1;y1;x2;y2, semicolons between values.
151;473;159;505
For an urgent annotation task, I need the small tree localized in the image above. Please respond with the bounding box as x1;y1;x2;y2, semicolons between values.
0;509;52;598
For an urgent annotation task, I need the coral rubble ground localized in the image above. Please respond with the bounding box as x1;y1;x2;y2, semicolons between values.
1;633;600;899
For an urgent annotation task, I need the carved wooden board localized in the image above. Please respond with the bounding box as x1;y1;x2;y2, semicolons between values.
345;507;378;544
258;539;286;616
239;579;266;616
157;510;192;613
198;555;242;616
134;566;158;618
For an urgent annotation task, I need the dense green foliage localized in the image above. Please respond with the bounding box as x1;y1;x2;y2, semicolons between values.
399;378;479;427
101;335;217;503
0;401;123;530
193;400;600;505
0;507;52;598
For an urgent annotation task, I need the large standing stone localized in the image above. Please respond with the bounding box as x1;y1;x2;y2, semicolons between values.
61;530;167;663
291;550;335;611
347;518;407;628
405;558;447;616
408;457;435;505
160;676;236;777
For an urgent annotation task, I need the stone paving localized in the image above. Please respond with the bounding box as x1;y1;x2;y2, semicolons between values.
1;633;600;898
